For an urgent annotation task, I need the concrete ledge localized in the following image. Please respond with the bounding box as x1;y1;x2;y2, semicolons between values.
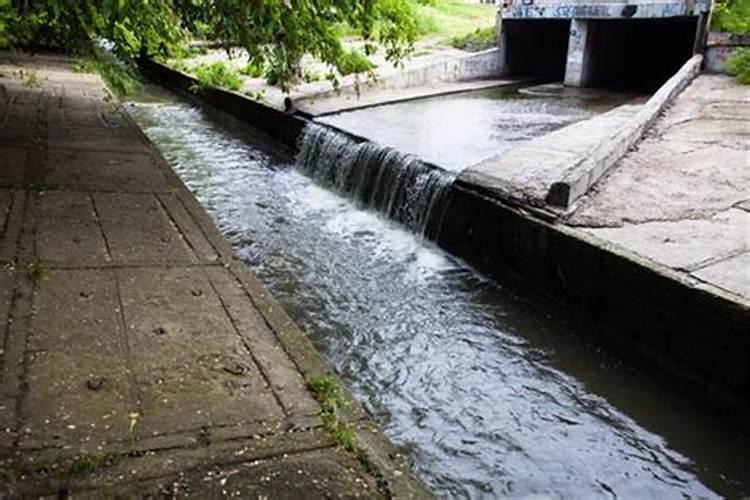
460;54;703;209
437;183;750;409
459;102;641;209
551;54;702;206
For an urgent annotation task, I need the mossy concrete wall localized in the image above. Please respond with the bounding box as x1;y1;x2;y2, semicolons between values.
437;184;749;408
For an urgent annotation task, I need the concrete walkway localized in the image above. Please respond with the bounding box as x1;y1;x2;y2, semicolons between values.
567;75;750;301
0;53;426;498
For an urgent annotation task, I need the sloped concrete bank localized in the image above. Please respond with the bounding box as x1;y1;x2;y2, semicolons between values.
294;48;508;114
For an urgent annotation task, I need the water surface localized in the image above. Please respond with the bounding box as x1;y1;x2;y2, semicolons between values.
319;85;637;171
130;97;747;499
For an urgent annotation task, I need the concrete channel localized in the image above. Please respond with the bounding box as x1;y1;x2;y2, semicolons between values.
140;56;749;414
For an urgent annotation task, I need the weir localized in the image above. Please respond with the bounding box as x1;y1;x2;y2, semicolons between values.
296;123;454;238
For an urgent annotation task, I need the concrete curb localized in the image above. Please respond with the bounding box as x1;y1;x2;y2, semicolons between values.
547;54;703;207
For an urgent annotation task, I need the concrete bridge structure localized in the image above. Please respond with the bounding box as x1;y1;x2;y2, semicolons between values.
497;0;712;88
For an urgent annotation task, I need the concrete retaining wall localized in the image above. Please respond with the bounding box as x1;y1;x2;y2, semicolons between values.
704;32;750;73
437;184;750;408
139;58;307;150
295;48;504;105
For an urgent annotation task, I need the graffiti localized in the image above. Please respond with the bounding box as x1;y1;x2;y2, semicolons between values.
507;2;689;19
554;4;609;17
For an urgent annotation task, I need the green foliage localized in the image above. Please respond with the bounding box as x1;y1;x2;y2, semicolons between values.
302;67;322;83
239;62;265;78
0;0;419;91
192;61;243;91
0;0;185;58
449;26;496;51
89;49;142;97
726;47;750;84
338;49;376;76
307;376;358;452
244;90;267;102
711;0;750;33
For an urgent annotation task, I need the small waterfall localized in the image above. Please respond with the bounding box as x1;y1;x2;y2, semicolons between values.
296;123;454;237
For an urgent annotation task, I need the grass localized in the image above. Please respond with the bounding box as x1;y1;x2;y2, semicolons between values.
726;47;750;84
335;0;496;42
192;61;244;91
711;0;750;33
414;0;497;40
338;49;376;76
306;376;358;452
18;69;43;88
449;26;496;51
239;62;265;78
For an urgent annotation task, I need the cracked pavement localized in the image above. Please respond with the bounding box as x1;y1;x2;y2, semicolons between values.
567;75;750;301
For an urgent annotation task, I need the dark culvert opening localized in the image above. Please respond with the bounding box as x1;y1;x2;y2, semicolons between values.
502;19;571;80
586;17;698;92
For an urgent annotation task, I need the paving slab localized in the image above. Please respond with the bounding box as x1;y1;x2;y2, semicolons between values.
0;146;27;188
33;192;111;267
694;252;750;298
0;265;16;435
21;269;135;451
0;190;24;262
44;148;171;193
92;192;203;265
584;209;749;270
117;266;284;435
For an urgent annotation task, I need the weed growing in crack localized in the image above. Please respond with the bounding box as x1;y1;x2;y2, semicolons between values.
26;257;46;287
307;375;358;452
18;69;43;89
29;177;60;193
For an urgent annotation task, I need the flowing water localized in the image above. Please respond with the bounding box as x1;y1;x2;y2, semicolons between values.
296;123;453;236
319;84;638;171
129;92;748;499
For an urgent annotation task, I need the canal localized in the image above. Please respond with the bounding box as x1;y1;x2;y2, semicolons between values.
129;88;747;499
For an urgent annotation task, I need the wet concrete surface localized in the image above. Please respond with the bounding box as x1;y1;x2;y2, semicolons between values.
568;75;750;301
0;52;424;497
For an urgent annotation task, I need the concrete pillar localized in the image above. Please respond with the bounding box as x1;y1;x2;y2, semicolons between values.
564;19;594;87
495;13;510;76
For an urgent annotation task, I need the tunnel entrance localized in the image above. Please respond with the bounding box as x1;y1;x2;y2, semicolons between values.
585;17;699;91
502;19;571;80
